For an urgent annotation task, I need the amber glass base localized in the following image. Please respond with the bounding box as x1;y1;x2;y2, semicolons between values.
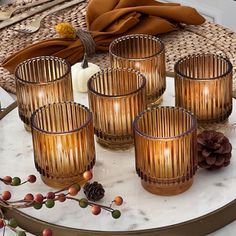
141;179;193;196
24;123;31;132
41;174;87;189
96;137;133;150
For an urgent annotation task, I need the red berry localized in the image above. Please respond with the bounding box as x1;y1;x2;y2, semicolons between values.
114;196;123;206
0;219;4;228
83;171;93;181
3;176;12;184
1;191;11;201
46;192;55;199
91;205;101;215
42;228;53;236
34;193;44;203
68;186;78;196
58;193;66;202
24;193;34;201
27;175;37;183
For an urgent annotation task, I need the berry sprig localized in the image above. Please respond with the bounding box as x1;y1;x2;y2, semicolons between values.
0;171;123;236
0;174;36;186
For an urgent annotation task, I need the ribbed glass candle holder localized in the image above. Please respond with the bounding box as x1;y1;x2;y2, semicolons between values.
15;56;73;131
134;106;197;196
31;102;95;188
175;53;233;123
88;68;146;149
109;34;166;105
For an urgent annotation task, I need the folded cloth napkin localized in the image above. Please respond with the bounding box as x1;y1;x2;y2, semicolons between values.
2;0;205;73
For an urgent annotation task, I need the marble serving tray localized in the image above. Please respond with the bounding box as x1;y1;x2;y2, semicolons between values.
0;77;236;236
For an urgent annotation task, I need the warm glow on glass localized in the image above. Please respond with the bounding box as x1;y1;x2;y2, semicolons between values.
15;56;73;130
109;34;166;105
164;148;170;158
88;68;146;149
175;53;232;122
134;106;197;196
31;102;95;188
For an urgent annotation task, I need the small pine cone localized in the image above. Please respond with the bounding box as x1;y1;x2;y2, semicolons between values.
83;181;105;201
197;130;232;170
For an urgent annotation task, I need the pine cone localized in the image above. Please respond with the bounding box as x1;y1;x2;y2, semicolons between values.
83;181;105;201
197;130;232;170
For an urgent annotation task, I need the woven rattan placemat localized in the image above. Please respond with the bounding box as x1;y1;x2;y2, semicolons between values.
0;0;236;94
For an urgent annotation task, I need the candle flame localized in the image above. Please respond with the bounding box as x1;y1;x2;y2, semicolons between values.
38;91;44;99
203;86;209;96
113;102;120;112
57;142;62;151
164;148;170;158
134;62;140;69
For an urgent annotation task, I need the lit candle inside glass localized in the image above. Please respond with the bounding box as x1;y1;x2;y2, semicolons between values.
175;53;232;122
88;68;146;149
31;102;95;188
110;34;166;105
15;56;73;131
134;106;197;196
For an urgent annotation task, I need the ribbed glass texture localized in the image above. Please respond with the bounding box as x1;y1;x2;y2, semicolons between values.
134;107;197;195
109;34;166;105
31;102;95;188
15;56;73;128
175;53;232;122
88;68;146;149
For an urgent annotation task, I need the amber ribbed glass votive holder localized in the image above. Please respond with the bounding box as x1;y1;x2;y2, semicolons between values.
175;53;233;123
134;106;197;196
88;68;146;149
109;34;166;105
31;102;95;188
15;56;73;131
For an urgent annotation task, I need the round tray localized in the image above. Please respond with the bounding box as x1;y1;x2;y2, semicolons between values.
1;77;236;236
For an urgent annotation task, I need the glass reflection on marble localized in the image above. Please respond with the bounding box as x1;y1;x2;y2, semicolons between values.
88;68;146;149
31;102;95;188
109;34;166;105
134;106;197;196
15;56;73;131
175;53;233;123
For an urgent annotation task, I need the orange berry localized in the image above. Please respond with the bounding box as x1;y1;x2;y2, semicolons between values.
91;205;101;215
83;171;93;181
2;191;11;201
58;193;66;202
114;196;123;206
68;186;78;196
